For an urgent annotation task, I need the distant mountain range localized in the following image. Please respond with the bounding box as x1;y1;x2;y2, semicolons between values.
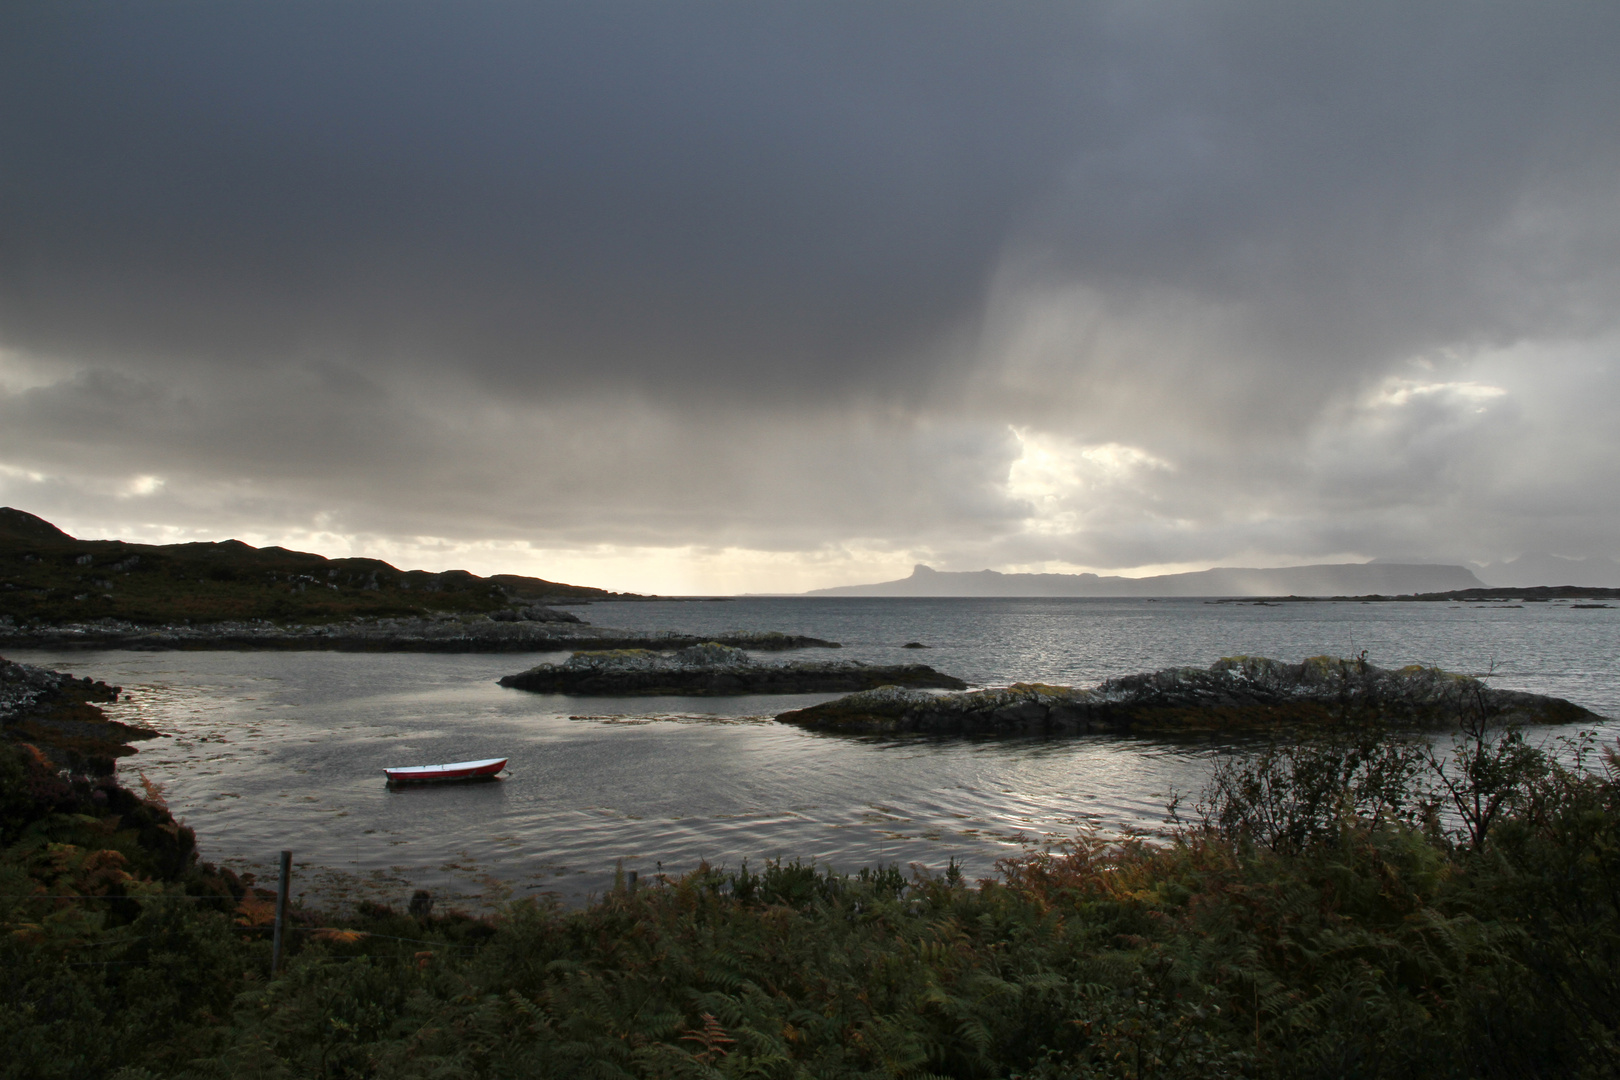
806;562;1487;598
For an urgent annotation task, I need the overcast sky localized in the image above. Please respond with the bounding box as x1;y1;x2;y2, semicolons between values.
3;2;1617;593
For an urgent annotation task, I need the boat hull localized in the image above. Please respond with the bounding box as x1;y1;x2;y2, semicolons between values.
383;757;507;784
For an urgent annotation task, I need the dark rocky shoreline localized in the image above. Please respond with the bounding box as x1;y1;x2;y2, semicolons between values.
776;655;1603;735
499;642;964;695
0;616;839;654
1;654;160;774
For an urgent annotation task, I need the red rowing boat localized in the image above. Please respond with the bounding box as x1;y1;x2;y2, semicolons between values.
383;757;507;784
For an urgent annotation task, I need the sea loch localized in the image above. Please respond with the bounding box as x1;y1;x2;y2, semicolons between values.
10;596;1615;906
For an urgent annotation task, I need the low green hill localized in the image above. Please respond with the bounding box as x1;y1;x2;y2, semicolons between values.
0;508;633;625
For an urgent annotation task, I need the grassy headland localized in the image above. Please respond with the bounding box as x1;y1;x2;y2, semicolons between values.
0;507;635;627
4;652;1619;1078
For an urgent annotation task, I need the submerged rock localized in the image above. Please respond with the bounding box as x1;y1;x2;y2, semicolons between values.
498;642;966;696
775;655;1602;735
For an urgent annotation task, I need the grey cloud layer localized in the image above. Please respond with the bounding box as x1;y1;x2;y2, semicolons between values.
0;365;1028;549
3;3;1096;395
9;4;1616;390
2;2;1617;576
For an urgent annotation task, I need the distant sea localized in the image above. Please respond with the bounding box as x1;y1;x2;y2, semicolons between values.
11;597;1617;906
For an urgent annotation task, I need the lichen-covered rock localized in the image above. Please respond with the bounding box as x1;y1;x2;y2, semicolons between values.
775;655;1602;735
498;643;966;696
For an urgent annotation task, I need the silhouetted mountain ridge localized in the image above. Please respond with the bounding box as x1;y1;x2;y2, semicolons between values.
808;561;1486;598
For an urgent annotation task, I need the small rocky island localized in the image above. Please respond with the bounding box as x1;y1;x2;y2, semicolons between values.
776;655;1602;735
499;643;967;696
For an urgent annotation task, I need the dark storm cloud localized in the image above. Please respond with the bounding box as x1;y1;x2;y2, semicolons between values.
5;2;1611;399
0;2;1107;397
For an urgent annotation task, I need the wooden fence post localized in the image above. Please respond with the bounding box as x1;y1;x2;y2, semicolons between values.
271;850;292;975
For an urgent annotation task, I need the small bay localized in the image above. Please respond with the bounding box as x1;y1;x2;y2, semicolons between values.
11;596;1616;906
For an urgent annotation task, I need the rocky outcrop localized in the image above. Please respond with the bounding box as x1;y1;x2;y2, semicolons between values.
775;655;1602;735
0;617;840;653
0;653;238;890
486;605;583;623
499;642;966;695
2;655;159;775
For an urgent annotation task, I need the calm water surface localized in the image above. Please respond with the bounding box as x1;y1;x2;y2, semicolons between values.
13;597;1617;907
